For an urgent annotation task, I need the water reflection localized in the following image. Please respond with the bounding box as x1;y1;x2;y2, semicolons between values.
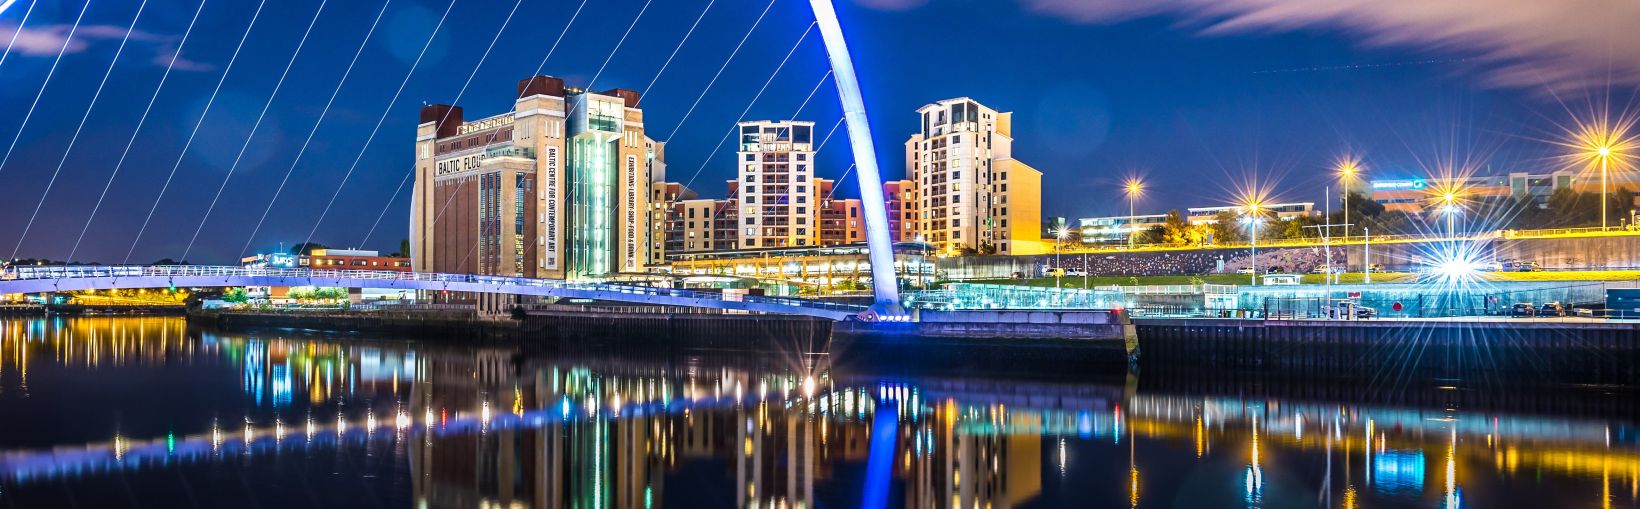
0;316;1635;508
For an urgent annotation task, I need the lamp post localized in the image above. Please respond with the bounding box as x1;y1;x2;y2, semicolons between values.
1243;202;1263;286
1125;179;1144;249
1441;192;1457;237
1337;162;1357;241
1053;227;1069;289
1599;145;1611;231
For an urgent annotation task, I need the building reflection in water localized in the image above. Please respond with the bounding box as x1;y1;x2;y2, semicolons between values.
0;317;1637;508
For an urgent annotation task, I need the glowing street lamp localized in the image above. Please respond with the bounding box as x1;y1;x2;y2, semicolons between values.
1336;161;1359;240
1440;191;1458;237
1242;201;1264;286
1597;144;1613;230
1053;226;1070;289
1124;179;1144;249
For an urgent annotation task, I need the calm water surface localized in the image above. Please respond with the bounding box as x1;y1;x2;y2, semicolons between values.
0;316;1634;508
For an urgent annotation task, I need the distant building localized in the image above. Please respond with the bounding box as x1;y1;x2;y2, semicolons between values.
883;179;917;242
905;98;1043;255
241;249;411;272
1076;214;1170;244
737;120;818;248
1188;202;1316;224
411;75;659;281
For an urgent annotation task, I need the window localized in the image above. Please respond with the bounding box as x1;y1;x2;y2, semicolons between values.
745;154;755;161
952;219;960;227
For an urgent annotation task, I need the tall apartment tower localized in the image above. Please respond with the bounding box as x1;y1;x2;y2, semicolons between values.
904;98;1043;255
411;75;656;280
737;120;818;248
884;179;917;242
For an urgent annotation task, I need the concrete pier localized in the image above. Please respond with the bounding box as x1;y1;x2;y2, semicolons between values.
1137;317;1640;384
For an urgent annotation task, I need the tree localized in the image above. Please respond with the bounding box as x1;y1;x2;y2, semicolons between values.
289;242;328;256
222;287;249;304
1159;209;1193;245
391;238;411;258
1209;210;1246;243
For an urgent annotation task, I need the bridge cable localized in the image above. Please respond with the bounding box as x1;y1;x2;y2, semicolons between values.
636;0;714;105
180;0;331;263
705;110;842;226
0;0;38;72
357;0;588;251
67;0;209;263
680;22;815;190
0;0;91;181
236;0;392;260
434;0;640;274
122;0;269;264
692;66;833;224
663;0;778;141
295;0;468;254
11;0;149;262
581;0;651;94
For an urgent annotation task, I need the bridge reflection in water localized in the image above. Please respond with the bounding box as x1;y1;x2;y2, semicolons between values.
0;317;1635;508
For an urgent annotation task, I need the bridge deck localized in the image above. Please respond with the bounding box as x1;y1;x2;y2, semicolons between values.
0;266;863;320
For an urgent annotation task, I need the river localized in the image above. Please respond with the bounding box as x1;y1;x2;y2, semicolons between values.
0;316;1632;508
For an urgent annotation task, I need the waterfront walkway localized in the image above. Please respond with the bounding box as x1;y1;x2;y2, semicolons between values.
0;265;865;320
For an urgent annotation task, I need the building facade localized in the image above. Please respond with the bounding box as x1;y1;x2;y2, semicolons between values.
737;120;818;249
411;75;657;280
905;98;1043;256
1187;202;1317;224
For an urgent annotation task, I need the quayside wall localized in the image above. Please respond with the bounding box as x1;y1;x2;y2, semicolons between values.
1136;318;1640;385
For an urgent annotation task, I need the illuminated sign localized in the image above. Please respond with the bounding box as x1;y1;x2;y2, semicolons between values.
544;146;559;270
625;154;639;271
457;115;514;135
436;153;486;177
1371;179;1426;190
268;253;298;268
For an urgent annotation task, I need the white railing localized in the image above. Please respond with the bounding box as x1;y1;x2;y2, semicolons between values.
0;265;865;315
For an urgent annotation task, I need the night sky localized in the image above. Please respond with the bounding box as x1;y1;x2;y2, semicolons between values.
1;0;1635;264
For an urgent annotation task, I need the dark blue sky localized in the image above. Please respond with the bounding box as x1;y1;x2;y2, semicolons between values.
0;0;1634;263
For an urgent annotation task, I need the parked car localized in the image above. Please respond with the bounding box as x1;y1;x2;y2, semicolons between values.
1539;302;1567;317
1367;264;1385;273
1509;303;1537;317
1310;265;1334;274
1236;267;1257;275
1517;261;1543;272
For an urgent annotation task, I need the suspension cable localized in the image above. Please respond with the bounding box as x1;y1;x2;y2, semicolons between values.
663;0;777;140
296;0;468;253
180;0;330;262
123;0;269;264
67;0;207;262
236;0;391;260
11;0;148;261
637;0;714;105
0;0;38;72
0;0;91;180
681;22;815;189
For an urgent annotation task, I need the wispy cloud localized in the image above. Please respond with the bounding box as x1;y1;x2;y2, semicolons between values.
859;0;1640;91
0;22;210;71
1032;0;1640;90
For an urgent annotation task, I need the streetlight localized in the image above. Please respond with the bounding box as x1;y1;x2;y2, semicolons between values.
1440;192;1457;237
1242;202;1263;286
1598;144;1612;231
1124;179;1144;249
1053;226;1069;289
1336;161;1358;241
